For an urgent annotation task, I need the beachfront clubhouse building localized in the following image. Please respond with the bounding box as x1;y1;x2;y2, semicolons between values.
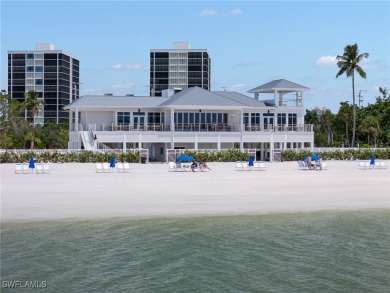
65;79;314;162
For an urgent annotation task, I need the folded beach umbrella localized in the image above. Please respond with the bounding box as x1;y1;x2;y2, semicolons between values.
29;157;35;169
370;154;375;165
110;156;116;168
248;155;254;167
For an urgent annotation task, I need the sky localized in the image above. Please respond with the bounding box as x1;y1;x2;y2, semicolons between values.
1;0;389;112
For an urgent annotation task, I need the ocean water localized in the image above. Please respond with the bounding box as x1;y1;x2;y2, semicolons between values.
1;210;389;293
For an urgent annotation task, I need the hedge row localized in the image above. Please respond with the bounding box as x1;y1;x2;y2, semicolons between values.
1;148;389;164
281;148;390;161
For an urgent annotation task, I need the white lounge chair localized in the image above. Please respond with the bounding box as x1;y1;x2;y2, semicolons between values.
168;162;176;171
358;161;368;170
241;161;250;171
22;163;30;174
103;162;111;173
235;161;243;171
123;162;132;172
116;162;124;172
43;163;50;174
320;161;328;170
35;163;43;174
96;162;103;173
258;162;268;171
15;163;23;174
251;161;261;171
378;161;387;169
298;161;308;170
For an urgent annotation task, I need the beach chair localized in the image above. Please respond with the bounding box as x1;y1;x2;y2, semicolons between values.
378;161;386;169
241;161;250;171
235;161;243;171
35;163;43;174
320;161;328;170
175;162;185;172
15;163;23;174
258;162;268;171
96;163;103;173
298;161;307;170
168;162;176;172
43;163;50;174
22;163;30;174
116;162;124;172
252;161;261;171
358;161;367;170
103;162;111;173
123;162;132;172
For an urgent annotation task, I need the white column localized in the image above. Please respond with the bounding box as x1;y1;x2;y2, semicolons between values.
170;109;175;149
194;134;198;150
123;134;127;153
138;133;142;150
217;134;221;151
69;110;73;131
75;108;79;131
274;90;278;106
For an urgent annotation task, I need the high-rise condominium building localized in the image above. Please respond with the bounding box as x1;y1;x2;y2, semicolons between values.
150;42;211;96
8;43;80;124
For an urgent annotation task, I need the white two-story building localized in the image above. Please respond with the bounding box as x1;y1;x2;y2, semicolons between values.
64;79;314;162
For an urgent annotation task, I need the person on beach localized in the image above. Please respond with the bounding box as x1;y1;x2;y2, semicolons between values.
200;162;211;170
191;161;198;172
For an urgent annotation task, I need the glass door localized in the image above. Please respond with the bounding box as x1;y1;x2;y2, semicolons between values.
133;113;145;130
263;116;274;131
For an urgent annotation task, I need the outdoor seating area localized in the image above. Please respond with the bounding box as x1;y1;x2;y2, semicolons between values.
358;160;386;170
15;162;50;174
95;161;132;173
235;161;268;171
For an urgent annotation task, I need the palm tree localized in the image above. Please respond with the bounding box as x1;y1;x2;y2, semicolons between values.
360;116;380;146
24;131;42;149
336;43;369;148
24;90;45;124
337;102;353;147
319;110;334;146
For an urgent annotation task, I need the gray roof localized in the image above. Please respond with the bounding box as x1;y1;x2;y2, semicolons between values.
214;91;267;107
64;95;168;109
158;87;248;107
64;86;272;110
248;79;310;93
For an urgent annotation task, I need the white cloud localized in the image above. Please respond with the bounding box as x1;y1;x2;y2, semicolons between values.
200;8;242;17
112;63;145;70
200;9;217;16
224;8;242;17
112;82;135;89
315;56;337;68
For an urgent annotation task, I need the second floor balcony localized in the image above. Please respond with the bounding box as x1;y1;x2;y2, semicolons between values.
86;123;313;133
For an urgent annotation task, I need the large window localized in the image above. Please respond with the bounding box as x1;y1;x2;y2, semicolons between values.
117;112;130;124
175;112;228;124
288;113;297;126
277;113;286;125
148;112;161;124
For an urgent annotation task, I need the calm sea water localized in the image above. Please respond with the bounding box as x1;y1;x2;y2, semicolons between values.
1;210;389;293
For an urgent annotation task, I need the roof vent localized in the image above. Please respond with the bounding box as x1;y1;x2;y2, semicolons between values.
126;94;134;96
104;93;113;96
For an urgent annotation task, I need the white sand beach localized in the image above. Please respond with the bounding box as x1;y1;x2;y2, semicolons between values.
1;161;389;221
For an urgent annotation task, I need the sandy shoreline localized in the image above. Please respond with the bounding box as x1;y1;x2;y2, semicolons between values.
1;161;389;222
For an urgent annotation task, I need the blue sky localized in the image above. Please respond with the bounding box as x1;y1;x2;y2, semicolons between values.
1;0;389;112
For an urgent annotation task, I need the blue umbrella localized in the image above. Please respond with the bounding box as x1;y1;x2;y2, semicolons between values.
110;156;116;168
370;154;375;165
176;155;195;162
310;154;320;161
248;155;254;167
29;157;35;169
